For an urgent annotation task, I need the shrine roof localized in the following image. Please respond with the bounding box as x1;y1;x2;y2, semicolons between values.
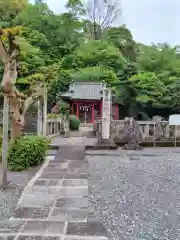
61;81;106;100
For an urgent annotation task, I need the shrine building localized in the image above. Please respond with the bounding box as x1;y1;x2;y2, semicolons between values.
61;81;119;124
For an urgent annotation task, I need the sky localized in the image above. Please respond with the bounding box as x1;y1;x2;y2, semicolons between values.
31;0;180;45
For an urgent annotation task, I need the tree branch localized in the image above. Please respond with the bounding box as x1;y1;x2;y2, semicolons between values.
22;90;43;117
0;39;8;63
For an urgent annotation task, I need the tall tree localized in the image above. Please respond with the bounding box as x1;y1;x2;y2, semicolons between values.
62;40;125;71
15;4;84;59
66;0;121;39
104;25;137;61
0;28;43;139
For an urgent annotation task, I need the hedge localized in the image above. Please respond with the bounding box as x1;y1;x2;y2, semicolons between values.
69;115;80;131
8;135;49;171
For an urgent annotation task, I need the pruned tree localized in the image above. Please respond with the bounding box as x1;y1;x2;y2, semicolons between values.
66;0;121;40
0;28;43;139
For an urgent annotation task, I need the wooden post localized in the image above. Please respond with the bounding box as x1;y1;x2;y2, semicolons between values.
72;102;74;114
43;85;47;136
76;102;79;119
1;96;9;188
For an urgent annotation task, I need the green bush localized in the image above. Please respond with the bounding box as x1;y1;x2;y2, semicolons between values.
47;113;62;119
8;135;49;171
69;115;80;131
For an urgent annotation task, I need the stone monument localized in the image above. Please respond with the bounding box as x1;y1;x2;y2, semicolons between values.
122;117;143;150
97;88;117;149
102;88;111;140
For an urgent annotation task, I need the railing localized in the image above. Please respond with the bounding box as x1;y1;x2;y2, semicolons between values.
94;120;180;143
46;117;69;138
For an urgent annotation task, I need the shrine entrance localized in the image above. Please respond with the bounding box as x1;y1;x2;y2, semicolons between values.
79;104;92;123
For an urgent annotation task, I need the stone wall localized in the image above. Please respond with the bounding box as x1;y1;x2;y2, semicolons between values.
94;120;179;144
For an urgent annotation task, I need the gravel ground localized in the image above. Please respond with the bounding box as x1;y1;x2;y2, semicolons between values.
0;166;39;220
88;148;180;240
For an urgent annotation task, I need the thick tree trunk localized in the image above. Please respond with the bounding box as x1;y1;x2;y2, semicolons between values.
11;118;24;139
0;37;41;140
128;101;138;119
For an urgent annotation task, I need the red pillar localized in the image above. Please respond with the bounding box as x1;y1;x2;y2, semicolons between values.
100;101;102;119
92;102;94;124
72;102;74;114
116;104;119;120
76;102;79;119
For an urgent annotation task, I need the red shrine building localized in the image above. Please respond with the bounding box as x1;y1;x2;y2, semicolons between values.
61;81;119;124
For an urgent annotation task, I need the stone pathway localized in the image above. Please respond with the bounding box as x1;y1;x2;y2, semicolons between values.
65;125;94;138
51;136;97;146
0;140;108;239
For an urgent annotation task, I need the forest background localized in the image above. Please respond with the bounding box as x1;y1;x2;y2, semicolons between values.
1;0;180;120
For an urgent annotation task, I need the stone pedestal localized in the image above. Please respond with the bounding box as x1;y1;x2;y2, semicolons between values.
86;88;117;150
97;138;117;149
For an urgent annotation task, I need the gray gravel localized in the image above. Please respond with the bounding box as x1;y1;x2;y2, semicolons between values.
0;166;39;220
88;148;180;240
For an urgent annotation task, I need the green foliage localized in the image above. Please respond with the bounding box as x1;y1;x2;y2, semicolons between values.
105;25;137;61
2;0;180;120
8;135;49;171
48;70;72;106
47;113;62;119
57;100;70;115
0;0;28;26
69;115;80;131
71;66;117;85
167;79;180;111
75;40;126;70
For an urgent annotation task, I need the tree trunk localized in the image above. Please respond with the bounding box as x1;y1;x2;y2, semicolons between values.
128;101;138;119
0;37;41;140
11;118;24;139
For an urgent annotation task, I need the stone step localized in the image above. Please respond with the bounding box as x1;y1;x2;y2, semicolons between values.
47;149;58;156
0;220;109;239
85;139;117;150
56;146;85;161
2;138;109;240
48;144;60;150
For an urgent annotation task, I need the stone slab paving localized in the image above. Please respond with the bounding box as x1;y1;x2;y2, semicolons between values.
0;139;108;240
51;137;97;147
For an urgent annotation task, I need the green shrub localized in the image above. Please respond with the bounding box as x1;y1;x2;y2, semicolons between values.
69;115;80;131
8;135;49;171
47;113;62;119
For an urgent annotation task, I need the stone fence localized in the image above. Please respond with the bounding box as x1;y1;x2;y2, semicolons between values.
46;117;69;138
93;120;180;145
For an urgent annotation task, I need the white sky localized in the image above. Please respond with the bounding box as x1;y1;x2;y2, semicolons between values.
30;0;180;45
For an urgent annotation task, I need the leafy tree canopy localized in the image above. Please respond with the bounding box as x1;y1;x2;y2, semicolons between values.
0;0;180;119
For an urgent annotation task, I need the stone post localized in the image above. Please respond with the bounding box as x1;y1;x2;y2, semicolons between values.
43;85;47;136
37;99;42;135
1;96;9;188
102;88;111;140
